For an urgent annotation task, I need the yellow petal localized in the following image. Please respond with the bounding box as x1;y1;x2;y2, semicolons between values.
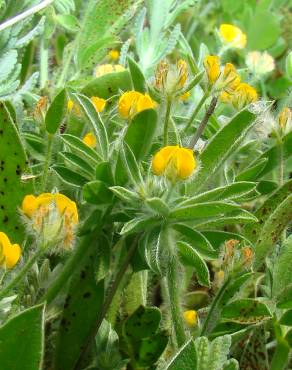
175;147;196;179
108;50;120;61
83;132;97;148
183;310;197;327
21;195;39;218
4;244;21;269
219;24;247;49
152;146;179;175
204;55;221;85
91;96;106;113
118;91;141;119
136;94;156;114
55;194;78;224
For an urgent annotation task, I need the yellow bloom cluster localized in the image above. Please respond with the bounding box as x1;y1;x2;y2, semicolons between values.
219;24;247;49
22;193;78;250
183;310;198;327
67;96;106;116
0;232;21;269
155;59;188;95
152;145;196;181
221;83;258;110
118;91;156;119
83;132;97;148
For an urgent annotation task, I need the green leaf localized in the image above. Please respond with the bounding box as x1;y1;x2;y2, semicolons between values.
59;151;95;178
201;231;252;250
165;339;197;370
120;216;159;235
220;272;256;307
247;10;281;50
173;224;216;259
127;56;146;92
189;110;255;192
83;180;113;204
177;241;210;287
53;165;88;187
124;108;158;160
61;133;101;163
222;299;272;324
110;186;140;203
120;142;144;186
235;158;267;181
273;235;292;299
0;102;34;243
0;304;45;370
277;284;292;309
53;240;104;370
45;89;67;134
81;70;132;98
72;93;109;160
170;201;240;220
145;197;169;217
279;310;292;326
56;14;79;32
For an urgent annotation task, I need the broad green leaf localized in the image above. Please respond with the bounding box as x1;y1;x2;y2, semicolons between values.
124;109;158;160
0;304;45;370
127;56;147;92
221;299;272;324
177;241;210;286
145;197;170;217
53;239;104;370
277;284;292;309
61;133;101;163
53;165;88;187
45;89;67;134
56;14;79;32
194;210;258;229
235;158;267;181
220;272;256;306
170;201;240;220
189;110;255;192
81;70;132;98
173;224;216;259
180;182;256;204
0;102;34;243
120;216;159;235
83;180;113;204
110;186;141;203
279;310;292;326
72;93;109;160
165;339;197;370
270;340;290;370
59;151;95;178
273;235;292;298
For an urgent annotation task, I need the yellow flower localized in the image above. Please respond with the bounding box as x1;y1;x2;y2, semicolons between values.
204;55;221;85
108;49;120;61
22;193;78;250
83;132;97;148
154;59;188;94
219;24;247;49
220;83;258;110
179;91;191;101
183;310;197;327
118;91;156;119
222;63;241;91
91;96;106;113
67;99;81;116
278;107;291;130
0;232;21;269
95;64;125;78
152;145;196;181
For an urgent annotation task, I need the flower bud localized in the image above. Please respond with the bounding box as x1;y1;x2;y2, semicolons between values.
108;49;120;61
0;232;21;269
219;24;247;49
183;310;198;327
83;132;97;148
220;83;258;110
91;96;106;113
152;145;196;181
278;107;292;131
118;91;156;119
204;55;221;85
21;193;78;252
154;59;188;95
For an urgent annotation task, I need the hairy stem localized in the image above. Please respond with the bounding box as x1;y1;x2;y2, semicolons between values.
40;37;49;90
185;90;210;131
188;96;218;149
163;97;172;146
41;134;53;192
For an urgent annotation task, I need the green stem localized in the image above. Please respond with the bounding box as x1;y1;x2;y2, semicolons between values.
188;96;217;149
74;236;139;370
185;90;209;131
41;134;53;192
201;277;230;336
0;248;44;301
40;37;49;90
163;97;172;146
57;46;75;88
166;256;187;348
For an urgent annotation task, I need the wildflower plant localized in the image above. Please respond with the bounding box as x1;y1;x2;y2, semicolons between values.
0;1;291;370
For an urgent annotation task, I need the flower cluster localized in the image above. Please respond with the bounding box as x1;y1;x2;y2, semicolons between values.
0;232;21;269
152;145;196;181
118;91;156;119
219;24;247;49
154;59;188;95
22;193;78;251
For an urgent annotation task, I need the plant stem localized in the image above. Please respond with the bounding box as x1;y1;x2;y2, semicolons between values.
188;96;218;149
0;0;54;32
41;134;53;192
163;97;172;146
201;277;230;336
0;248;44;301
185;90;210;131
74;236;139;370
166;256;187;348
40;37;49;90
56;45;75;88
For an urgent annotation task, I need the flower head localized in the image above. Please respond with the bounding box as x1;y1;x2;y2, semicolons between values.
219;24;247;49
204;55;221;85
83;132;97;148
278;107;292;132
154;59;188;95
67;99;81;116
22;193;78;251
220;82;258;110
91;96;106;113
95;64;125;78
179;91;191;101
108;49;120;61
152;145;196;181
118;91;156;119
183;310;197;327
0;232;21;269
246;51;275;77
221;63;241;91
